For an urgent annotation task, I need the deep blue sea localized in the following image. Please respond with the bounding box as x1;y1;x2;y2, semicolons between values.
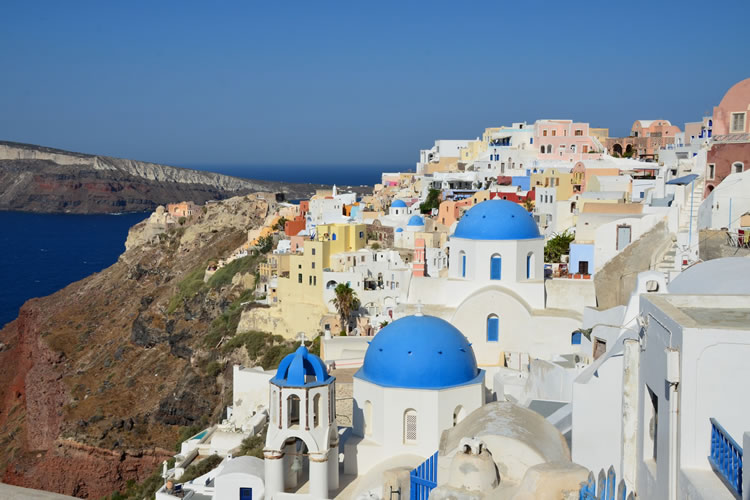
0;165;402;328
0;212;148;328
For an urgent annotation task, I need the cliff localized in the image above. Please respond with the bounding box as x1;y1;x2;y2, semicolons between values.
0;194;284;497
0;141;328;213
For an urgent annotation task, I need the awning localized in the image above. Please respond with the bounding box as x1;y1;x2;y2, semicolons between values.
666;174;699;185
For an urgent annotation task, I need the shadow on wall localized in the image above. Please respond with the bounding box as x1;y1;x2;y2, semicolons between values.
594;221;670;309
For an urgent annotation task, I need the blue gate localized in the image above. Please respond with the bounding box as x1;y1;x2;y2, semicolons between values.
410;451;438;500
579;466;631;500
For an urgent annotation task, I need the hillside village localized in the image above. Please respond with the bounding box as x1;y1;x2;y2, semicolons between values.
133;78;750;500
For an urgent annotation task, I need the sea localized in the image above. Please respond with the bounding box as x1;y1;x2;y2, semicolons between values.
0;164;403;328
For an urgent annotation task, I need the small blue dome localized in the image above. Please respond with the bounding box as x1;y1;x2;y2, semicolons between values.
391;200;407;208
271;346;332;387
356;315;482;389
395;227;404;232
407;215;424;226
454;199;540;240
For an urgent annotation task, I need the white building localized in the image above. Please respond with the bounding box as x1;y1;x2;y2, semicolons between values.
264;347;339;499
344;314;485;476
698;169;750;230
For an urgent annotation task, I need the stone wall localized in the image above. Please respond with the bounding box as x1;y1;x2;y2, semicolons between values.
698;229;750;261
594;220;671;309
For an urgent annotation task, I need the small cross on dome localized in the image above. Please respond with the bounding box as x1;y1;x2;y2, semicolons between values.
415;301;424;316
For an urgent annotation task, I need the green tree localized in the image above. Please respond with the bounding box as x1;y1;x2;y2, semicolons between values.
256;235;274;254
330;283;360;333
523;198;534;213
544;230;575;263
274;217;287;231
419;188;441;214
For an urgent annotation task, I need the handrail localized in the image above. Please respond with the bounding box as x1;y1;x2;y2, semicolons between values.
709;417;743;498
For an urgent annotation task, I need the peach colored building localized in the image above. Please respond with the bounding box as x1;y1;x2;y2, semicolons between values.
572;161;621;194
711;77;750;136
437;199;472;227
167;201;199;218
606;120;681;160
534;120;603;162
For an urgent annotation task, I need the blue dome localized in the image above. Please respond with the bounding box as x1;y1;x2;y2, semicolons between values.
391;200;407;208
407;215;424;226
395;227;404;232
271;346;332;387
356;315;482;389
454;199;540;240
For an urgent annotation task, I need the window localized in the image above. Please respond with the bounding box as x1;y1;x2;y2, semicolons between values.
552;130;556;136
708;164;715;180
404;409;417;443
240;487;253;500
731;112;746;133
460;251;467;278
287;394;300;427
490;254;502;280
526;252;535;279
313;393;321;427
733;162;744;174
570;144;576;153
332;233;337;240
543;129;548;136
313;276;317;286
359;231;364;238
298;273;303;283
453;405;465;426
364;400;372;436
583;145;589;153
311;248;316;255
575;129;583;136
311;262;315;269
572;332;582;345
486;315;499;342
309;276;312;285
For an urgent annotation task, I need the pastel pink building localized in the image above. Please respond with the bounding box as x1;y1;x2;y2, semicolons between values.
534;120;603;162
712;77;750;136
605;120;681;160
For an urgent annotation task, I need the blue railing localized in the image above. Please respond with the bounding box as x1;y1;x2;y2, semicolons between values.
410;451;438;500
579;466;630;500
709;418;743;497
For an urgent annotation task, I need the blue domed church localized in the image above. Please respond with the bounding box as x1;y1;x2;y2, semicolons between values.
343;314;485;475
406;199;582;373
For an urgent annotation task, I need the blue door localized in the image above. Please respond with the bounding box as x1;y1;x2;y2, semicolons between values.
240;487;252;500
461;254;466;277
572;332;582;345
487;316;499;342
490;256;502;280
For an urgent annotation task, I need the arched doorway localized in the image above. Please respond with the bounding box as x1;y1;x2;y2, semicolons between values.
612;144;623;157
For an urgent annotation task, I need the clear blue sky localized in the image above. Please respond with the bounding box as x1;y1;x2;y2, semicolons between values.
1;1;748;167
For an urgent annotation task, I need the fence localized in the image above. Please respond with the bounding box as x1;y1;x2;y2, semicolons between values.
579;466;635;500
410;451;438;500
709;417;743;498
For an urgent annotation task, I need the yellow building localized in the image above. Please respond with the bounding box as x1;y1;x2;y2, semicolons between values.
530;168;575;201
589;128;610;145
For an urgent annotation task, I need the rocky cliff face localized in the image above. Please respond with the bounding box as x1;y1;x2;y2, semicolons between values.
0;141;328;213
0;194;275;497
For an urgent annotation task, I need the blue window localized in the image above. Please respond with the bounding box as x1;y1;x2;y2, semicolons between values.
332;233;337;240
461;253;466;278
572;332;582;345
487;315;499;342
359;231;364;238
526;254;531;279
240;487;253;500
530;137;533;144
490;255;502;280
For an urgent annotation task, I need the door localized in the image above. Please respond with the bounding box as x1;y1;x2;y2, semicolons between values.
578;260;589;275
616;225;631;251
240;487;253;500
490;256;502;280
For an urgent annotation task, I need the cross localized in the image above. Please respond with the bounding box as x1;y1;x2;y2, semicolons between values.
415;301;424;316
298;332;307;344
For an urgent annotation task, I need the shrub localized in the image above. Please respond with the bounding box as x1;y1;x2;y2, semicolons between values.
179;454;223;484
167;264;208;314
207;255;259;289
178;217;187;226
204;361;222;378
237;425;268;458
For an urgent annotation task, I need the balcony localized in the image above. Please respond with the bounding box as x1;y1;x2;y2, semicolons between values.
709;418;743;498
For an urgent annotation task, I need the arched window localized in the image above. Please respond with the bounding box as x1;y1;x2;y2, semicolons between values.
572;331;582;345
487;314;499;342
526;252;535;279
460;251;467;278
490;254;502;280
313;393;321;427
332;233;337;240
453;405;465;426
364;400;372;436
404;409;417;444
287;394;300;427
326;280;337;290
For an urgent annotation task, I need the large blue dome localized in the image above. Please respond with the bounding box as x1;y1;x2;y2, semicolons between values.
454;199;540;240
356;315;482;389
271;346;332;387
391;199;407;208
407;215;425;226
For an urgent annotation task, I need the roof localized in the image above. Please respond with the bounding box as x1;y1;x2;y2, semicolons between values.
666;174;699;185
271;346;333;387
407;215;425;226
453;199;540;240
391;200;407;208
355;315;483;389
217;456;264;478
582;203;643;215
668;257;750;295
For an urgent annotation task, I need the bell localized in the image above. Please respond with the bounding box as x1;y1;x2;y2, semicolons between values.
290;455;303;473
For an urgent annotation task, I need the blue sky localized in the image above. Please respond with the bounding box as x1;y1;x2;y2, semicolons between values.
1;1;748;168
